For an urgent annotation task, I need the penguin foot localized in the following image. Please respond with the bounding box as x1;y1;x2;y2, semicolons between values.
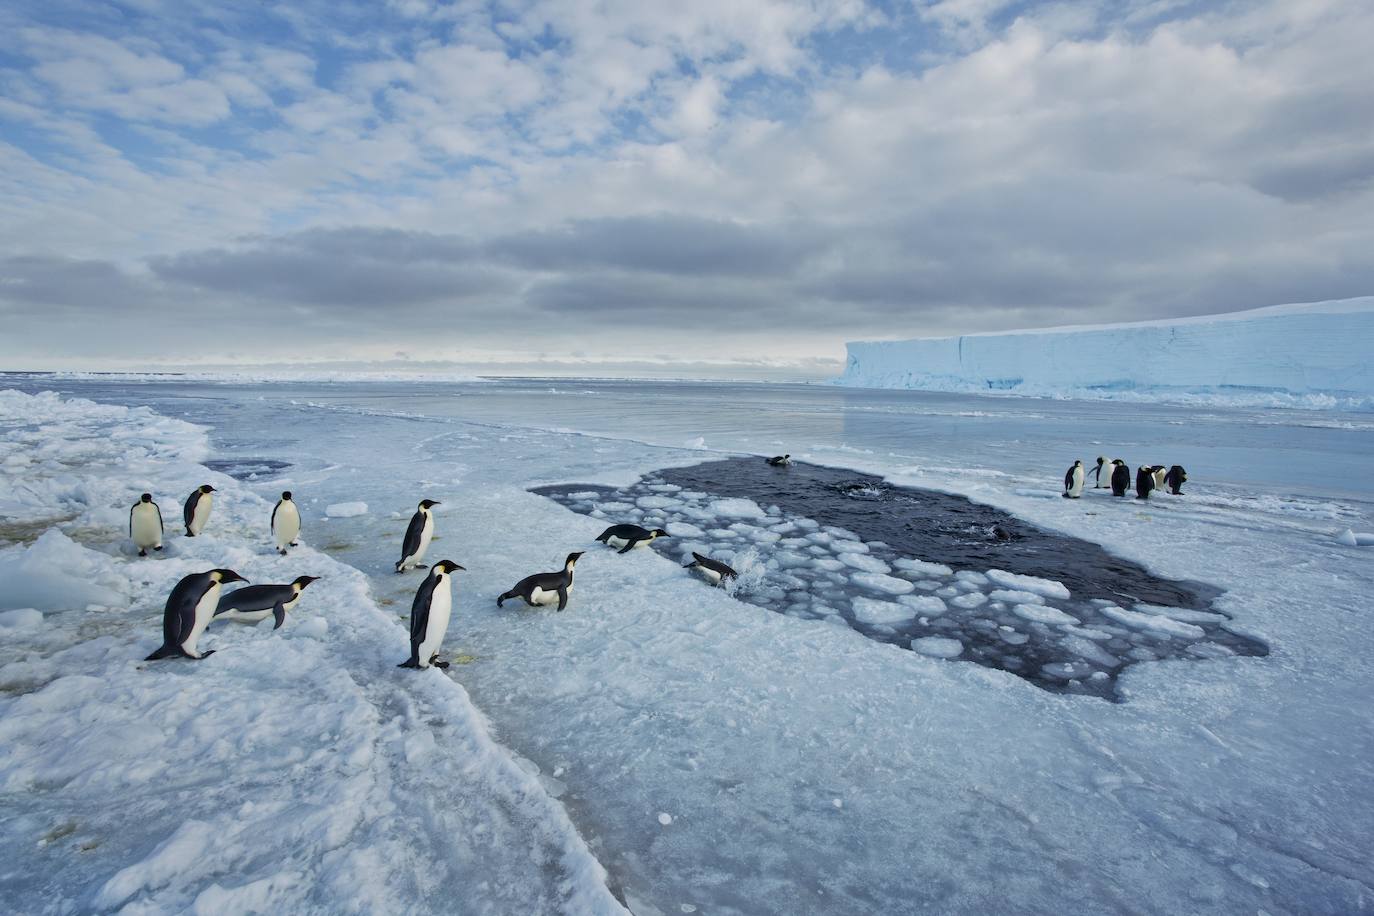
398;658;420;668
185;530;195;537
430;655;449;669
138;549;148;557
278;548;288;556
155;545;163;551
291;541;299;547
415;563;428;569
192;650;216;660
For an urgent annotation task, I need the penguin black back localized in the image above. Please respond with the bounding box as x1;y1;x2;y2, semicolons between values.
1165;465;1187;495
1110;461;1130;497
1135;465;1155;499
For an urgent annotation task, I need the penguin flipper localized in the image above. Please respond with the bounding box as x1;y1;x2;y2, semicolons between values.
144;643;177;661
557;587;568;612
398;656;420;668
272;601;287;630
195;649;216;660
617;539;638;555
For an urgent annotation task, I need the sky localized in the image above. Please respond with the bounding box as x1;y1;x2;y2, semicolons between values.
1;0;1371;377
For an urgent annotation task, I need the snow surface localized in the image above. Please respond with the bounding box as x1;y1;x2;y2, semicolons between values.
839;296;1374;407
325;500;369;518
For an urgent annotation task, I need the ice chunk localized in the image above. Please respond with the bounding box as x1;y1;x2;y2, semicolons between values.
954;570;989;586
851;597;916;625
325;501;368;518
950;593;988;609
709;498;766;519
0;607;43;630
839;553;889;574
1012;604;1079;625
893;558;953;577
666;521;705;538
1099;606;1206;638
1062;636;1121;668
899;595;947;615
852;573;915;595
831;540;869;554
988;589;1044;605
1133;604;1227;624
810;557;846;572
637;495;681;510
911;637;963;658
0;530;118;611
986;570;1071;600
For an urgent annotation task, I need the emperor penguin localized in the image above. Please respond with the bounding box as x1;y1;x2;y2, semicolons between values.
183;485;215;537
1151;465;1168;490
272;491;301;555
399;559;465;669
396;499;440;573
215;575;320;629
684;552;737;587
767;454;792;467
498;552;583;611
596;524;670;554
1110;460;1130;497
1165;465;1188;495
1092;456;1109;488
1063;460;1085;499
1135;465;1155;500
145;568;248;660
130;493;164;556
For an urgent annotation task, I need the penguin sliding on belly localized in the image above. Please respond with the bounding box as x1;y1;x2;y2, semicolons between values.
215;575;320;629
183;485;215;537
396;499;439;573
596;524;670;554
498;552;583;611
684;552;737;587
767;454;792;467
1135;465;1155;500
400;560;465;669
145;568;248;660
272;491;301;555
1165;465;1188;495
130;493;164;556
1063;460;1085;499
1110;460;1130;497
1092;456;1109;488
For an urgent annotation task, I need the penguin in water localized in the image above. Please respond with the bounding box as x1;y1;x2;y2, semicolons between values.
272;491;301;555
684;552;737;587
1110;460;1131;497
1135;465;1155;500
145;568;248;660
130;493;164;556
498;552;584;611
596;524;670;554
399;560;465;669
767;454;792;467
396;499;440;573
1165;465;1188;495
1063;460;1085;499
1092;456;1109;488
215;575;320;629
1151;465;1168;490
183;485;215;537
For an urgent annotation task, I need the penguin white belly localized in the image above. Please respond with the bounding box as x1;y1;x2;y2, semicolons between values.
405;518;434;567
694;566;723;585
1066;468;1084;498
226;591;300;623
1152;468;1167;489
417;578;452;665
182;583;223;657
189;496;212;535
527;585;566;606
607;536;648;549
274;503;301;549
131;506;162;548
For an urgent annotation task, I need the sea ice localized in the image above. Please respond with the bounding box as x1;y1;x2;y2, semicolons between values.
911;637;963;659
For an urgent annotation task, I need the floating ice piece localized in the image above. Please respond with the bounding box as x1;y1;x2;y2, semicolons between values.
666;521;705;538
988;589;1044;606
325;501;368;518
831;540;869;554
637;496;681;510
893;558;954;577
852;573;915;595
950;593;988;609
986;569;1071;600
1041;662;1092;680
1336;528;1374;546
1099;606;1205;638
709;498;766;519
0;608;43;630
852;597;916;625
1134;604;1227;624
911;637;963;658
1062;636;1121;668
598;501;634;512
1012;604;1079;625
810;557;846;572
954;570;989;586
684;436;706;449
899;595;947;614
839;553;890;574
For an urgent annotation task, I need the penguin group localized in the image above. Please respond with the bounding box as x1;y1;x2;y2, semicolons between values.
1067;456;1188;501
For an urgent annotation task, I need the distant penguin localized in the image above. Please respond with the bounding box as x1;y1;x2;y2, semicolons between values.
145;568;247;660
596;524;670;554
215;575;320;629
1092;456;1109;488
399;560;465;669
1110;460;1130;497
183;485;215;537
684;552;737;587
1063;460;1085;499
396;499;440;573
1151;465;1168;490
130;493;164;556
498;552;583;611
272;491;301;555
767;454;792;467
1135;465;1155;500
1165;465;1188;495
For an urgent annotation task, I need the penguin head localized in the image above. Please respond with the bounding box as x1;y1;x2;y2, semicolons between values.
293;575;321;589
281;491;293;501
140;493;153;502
565;551;585;567
200;485;215;494
433;560;465;575
651;529;670;539
1075;460;1083;467
211;569;248;585
419;499;440;510
1096;456;1106;464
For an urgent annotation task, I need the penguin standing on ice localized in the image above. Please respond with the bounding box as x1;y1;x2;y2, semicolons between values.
684;552;737;587
215;575;320;629
272;491;301;555
396;499;440;573
1150;465;1168;490
596;524;670;554
1110;460;1130;497
145;568;247;660
1135;465;1155;500
130;493;164;556
498;552;583;611
767;454;792;467
399;560;465;669
1092;456;1109;488
1165;465;1188;495
1063;460;1085;499
183;485;215;537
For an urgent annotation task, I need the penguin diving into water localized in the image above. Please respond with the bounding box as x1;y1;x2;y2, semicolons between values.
596;524;670;554
498;552;584;611
145;568;248;660
767;454;792;467
215;575;320;629
1110;460;1130;497
1165;465;1188;495
396;499;440;573
1063;460;1085;499
684;552;737;587
130;493;164;556
399;560;465;669
1092;456;1109;488
272;491;301;555
1135;465;1155;500
183;485;215;537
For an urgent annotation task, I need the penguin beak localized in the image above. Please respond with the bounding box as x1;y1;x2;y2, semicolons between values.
224;571;248;584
